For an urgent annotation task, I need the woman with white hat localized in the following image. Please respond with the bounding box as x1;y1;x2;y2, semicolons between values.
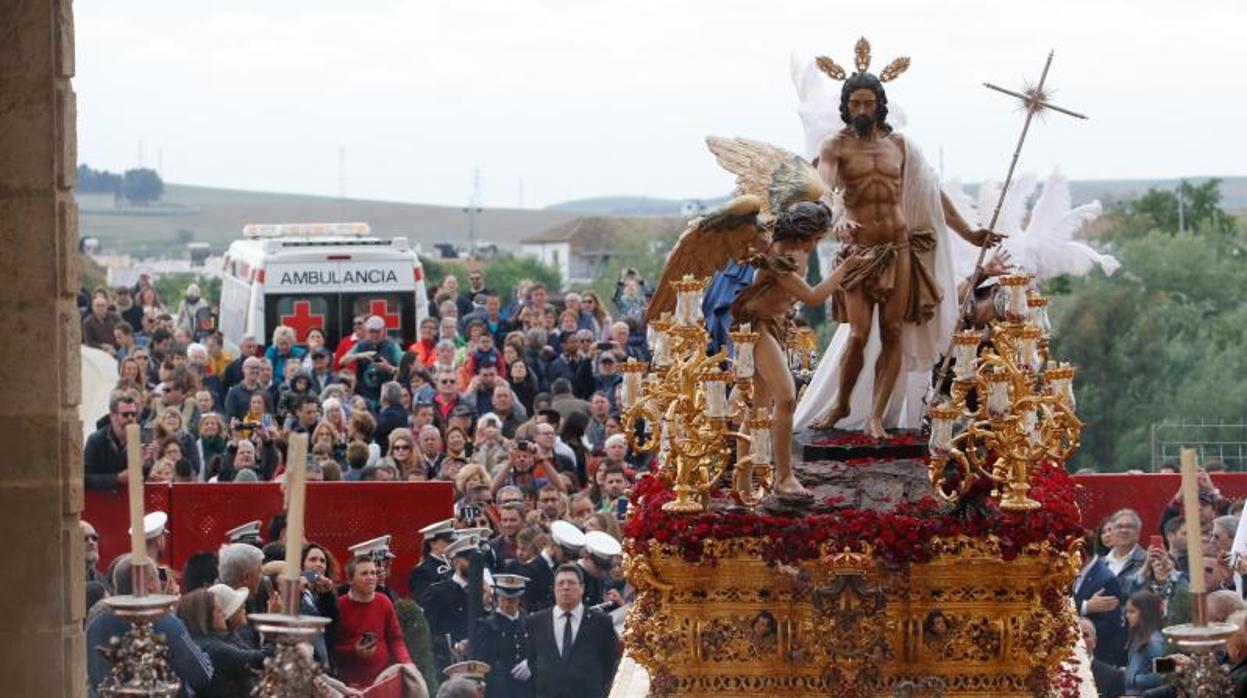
177;586;267;697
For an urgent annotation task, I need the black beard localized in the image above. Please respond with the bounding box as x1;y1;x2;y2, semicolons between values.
852;115;874;137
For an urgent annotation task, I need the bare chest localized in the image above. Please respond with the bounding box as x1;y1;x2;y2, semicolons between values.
838;137;904;182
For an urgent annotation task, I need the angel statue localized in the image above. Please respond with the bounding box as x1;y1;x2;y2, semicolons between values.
788;38;1003;438
646;136;849;502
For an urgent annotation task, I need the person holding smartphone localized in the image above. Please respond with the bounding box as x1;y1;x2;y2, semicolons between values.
333;555;412;688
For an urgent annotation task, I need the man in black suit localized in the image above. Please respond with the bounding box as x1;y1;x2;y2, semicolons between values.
522;521;585;613
1079;618;1125;698
1074;532;1128;667
524;564;620;698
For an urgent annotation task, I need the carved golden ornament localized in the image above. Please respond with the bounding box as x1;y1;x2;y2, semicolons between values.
927;289;1082;512
619;275;773;512
816;37;910;83
625;536;1081;696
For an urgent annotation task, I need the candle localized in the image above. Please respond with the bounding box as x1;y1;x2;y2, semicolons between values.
125;423;147;567
1180;448;1206;595
283;433;310;580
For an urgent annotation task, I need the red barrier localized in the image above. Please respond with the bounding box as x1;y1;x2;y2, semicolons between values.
1073;473;1247;535
85;482;454;595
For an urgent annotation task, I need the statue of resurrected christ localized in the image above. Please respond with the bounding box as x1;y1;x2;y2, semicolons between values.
795;38;1000;438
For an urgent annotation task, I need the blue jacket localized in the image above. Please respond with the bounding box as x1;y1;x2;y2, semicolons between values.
1123;630;1166;692
1074;557;1128;667
87;610;213;697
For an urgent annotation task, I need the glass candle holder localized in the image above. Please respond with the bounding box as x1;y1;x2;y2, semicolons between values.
619;359;645;409
952;330;981;380
927;403;959;456
1028;292;1051;334
985;371;1012;420
999;274;1031;323
702;371;729;419
729;325;758;380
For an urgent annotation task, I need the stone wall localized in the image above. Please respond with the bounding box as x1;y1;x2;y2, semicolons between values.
0;0;85;694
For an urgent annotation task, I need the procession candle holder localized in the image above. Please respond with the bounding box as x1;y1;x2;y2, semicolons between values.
1045;363;1077;411
748;409;773;469
671;275;707;327
249;575;333;697
984;370;1012;420
927;403;958;457
998;274;1031;323
952;329;981;380
701;370;730;420
1163;593;1237;697
96;593;182;698
652;316;674;368
619;358;646;410
728;325;758;379
1015;324;1043;374
1028;292;1051;333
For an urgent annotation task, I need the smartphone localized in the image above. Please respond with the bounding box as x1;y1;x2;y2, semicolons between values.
1148;535;1164;550
158;567;168;583
596;341;614;351
1153;656;1176;673
262;413;274;428
615;497;628;520
301;570;320;584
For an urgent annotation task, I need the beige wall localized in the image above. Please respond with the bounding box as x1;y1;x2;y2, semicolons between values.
0;0;86;695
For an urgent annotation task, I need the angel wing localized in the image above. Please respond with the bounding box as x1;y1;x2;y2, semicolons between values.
1004;169;1119;279
705;136;826;222
644;195;765;322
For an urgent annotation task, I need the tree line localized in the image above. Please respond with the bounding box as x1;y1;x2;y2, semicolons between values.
76;164;165;204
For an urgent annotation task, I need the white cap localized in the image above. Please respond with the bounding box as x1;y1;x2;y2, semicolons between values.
224;520;261;544
446;535;480;558
419;518;456;540
550;520;586;551
128;511;168;540
364;315;385;330
348;534;395;561
207;584;249;619
443;660;490;682
585;530;622;558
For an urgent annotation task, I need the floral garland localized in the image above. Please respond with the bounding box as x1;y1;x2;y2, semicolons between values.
624;461;1083;566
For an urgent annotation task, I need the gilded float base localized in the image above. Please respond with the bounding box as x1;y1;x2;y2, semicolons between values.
624;537;1080;697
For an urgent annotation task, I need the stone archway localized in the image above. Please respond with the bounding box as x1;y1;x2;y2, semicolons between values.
0;0;86;694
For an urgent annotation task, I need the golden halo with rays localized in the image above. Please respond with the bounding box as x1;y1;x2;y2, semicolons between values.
815;37;910;84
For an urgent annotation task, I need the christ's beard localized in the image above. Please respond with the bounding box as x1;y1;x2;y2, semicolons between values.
852;115;874;137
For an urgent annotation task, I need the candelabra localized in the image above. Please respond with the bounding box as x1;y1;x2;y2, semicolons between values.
926;275;1082;512
1161;595;1236;696
620;274;773;513
248;576;333;697
96;573;181;698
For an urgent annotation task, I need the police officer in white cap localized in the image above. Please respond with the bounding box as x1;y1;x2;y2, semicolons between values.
426;535;487;671
410;518;458;604
522;520;585;612
578;531;622;610
224;519;263;548
471;574;533;698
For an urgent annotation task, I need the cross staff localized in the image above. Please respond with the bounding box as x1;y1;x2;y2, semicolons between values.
929;51;1088;407
963;50;1088;305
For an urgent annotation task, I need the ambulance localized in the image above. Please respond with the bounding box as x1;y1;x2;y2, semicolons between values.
218;222;430;350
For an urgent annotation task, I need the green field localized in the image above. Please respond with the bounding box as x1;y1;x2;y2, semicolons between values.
80;184;582;256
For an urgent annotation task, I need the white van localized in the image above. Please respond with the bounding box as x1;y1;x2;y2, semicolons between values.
218;222;430;350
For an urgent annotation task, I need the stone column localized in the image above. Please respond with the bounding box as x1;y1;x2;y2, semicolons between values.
0;0;85;695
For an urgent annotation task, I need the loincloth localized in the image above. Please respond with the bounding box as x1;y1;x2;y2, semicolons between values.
829;228;942;324
731;308;791;345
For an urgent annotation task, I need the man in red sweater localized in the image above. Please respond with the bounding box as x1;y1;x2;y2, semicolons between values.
334;556;413;687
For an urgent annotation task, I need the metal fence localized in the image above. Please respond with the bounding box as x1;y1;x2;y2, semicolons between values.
1149;420;1247;471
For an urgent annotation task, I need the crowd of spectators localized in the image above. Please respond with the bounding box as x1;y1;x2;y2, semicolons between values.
1077;469;1247;697
80;269;649;697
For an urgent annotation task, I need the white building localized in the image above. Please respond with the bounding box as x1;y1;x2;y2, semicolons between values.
520;217;683;289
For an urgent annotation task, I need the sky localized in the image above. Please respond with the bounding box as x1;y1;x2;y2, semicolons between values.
76;0;1247;209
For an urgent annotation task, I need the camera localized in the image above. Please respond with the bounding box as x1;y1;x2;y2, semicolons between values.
1153;656;1176;674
